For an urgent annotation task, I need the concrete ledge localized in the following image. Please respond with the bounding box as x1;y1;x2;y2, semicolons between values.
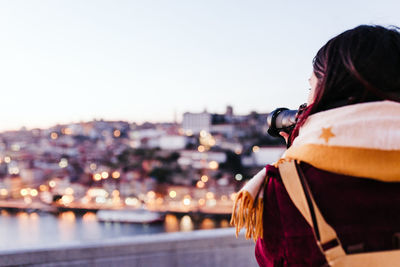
0;228;258;267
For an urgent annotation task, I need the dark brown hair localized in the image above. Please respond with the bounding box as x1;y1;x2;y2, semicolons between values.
290;25;400;144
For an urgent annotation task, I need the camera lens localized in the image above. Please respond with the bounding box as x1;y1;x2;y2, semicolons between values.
267;108;298;137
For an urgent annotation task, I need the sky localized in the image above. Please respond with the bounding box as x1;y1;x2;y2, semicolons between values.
0;0;400;131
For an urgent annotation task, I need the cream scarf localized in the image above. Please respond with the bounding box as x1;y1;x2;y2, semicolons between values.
231;101;400;240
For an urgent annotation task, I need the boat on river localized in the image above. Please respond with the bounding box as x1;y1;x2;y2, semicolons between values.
96;209;165;224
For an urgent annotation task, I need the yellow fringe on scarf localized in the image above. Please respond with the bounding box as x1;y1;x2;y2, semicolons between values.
230;190;264;241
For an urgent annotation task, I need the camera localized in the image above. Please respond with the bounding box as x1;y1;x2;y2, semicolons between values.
267;104;306;137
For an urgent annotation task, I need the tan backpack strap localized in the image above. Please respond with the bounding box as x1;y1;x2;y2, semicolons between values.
278;160;346;262
278;160;313;226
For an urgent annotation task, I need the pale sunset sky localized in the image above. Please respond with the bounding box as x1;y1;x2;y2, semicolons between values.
0;0;399;131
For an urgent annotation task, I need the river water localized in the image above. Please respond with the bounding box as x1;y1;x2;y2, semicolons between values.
0;210;231;250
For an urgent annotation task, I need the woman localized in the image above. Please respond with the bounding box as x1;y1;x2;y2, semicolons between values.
231;25;400;266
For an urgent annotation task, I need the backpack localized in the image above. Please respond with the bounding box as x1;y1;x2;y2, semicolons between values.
279;160;400;267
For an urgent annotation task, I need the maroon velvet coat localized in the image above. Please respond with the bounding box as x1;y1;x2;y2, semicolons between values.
255;162;400;267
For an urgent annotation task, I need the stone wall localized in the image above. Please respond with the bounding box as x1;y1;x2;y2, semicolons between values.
0;228;258;267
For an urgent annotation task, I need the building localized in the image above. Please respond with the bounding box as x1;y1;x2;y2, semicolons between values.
182;111;211;135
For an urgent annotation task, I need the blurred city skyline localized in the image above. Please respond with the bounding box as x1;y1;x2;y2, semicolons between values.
1;0;400;131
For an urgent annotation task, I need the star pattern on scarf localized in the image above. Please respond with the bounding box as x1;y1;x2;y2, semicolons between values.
319;127;335;143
